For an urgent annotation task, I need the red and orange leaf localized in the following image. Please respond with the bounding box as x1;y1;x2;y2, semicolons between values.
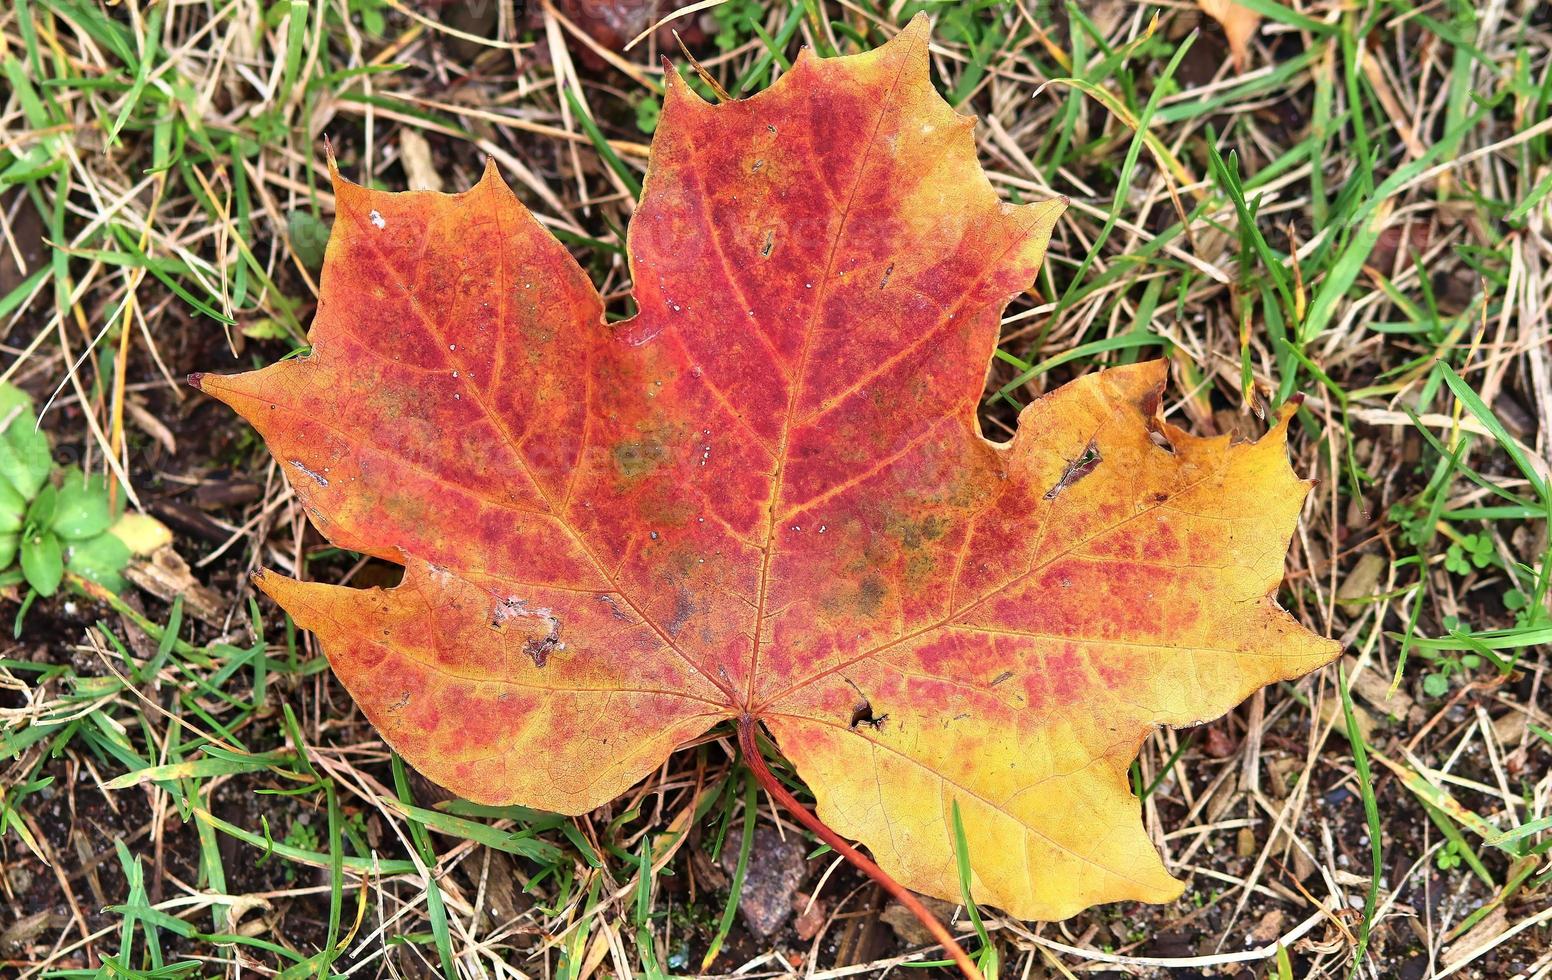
198;15;1338;920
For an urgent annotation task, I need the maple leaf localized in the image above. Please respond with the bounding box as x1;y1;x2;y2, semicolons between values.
197;15;1337;926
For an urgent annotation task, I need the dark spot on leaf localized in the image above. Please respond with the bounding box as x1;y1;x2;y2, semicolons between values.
290;459;330;488
856;574;885;617
491;598;564;667
613;439;669;478
524;632;560;668
904;551;935;583
666;587;694;636
521;609;564;668
598;594;632;621
891;513;946;549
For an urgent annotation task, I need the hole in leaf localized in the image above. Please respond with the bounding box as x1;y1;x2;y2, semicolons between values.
1044;438;1102;499
848;694;888;731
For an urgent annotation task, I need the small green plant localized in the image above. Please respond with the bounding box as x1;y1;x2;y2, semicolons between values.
1420;616;1483;698
1435;838;1465;870
1444;531;1494;575
1504;586;1550;630
282;818;321;882
0;382;136;598
634;95;660;135
1387;499;1430;548
347;0;389;37
709;0;762;52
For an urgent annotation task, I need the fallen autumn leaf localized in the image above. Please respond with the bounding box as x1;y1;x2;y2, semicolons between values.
197;12;1338;949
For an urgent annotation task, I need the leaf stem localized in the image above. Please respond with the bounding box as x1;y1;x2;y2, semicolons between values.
736;716;984;980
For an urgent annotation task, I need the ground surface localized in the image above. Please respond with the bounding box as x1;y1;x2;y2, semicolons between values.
1;1;1550;978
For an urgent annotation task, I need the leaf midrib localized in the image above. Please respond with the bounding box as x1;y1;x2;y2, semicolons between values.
744;35;925;711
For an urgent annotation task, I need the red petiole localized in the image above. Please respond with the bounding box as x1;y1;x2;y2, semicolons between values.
736;715;984;980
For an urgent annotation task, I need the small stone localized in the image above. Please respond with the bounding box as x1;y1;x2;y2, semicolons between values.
4;864;34;897
791;892;826;941
1203;722;1238;758
1492;710;1527;748
721;825;810;938
1249;908;1284;942
1338;552;1387;612
1236;826;1257;857
880;894;959;947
